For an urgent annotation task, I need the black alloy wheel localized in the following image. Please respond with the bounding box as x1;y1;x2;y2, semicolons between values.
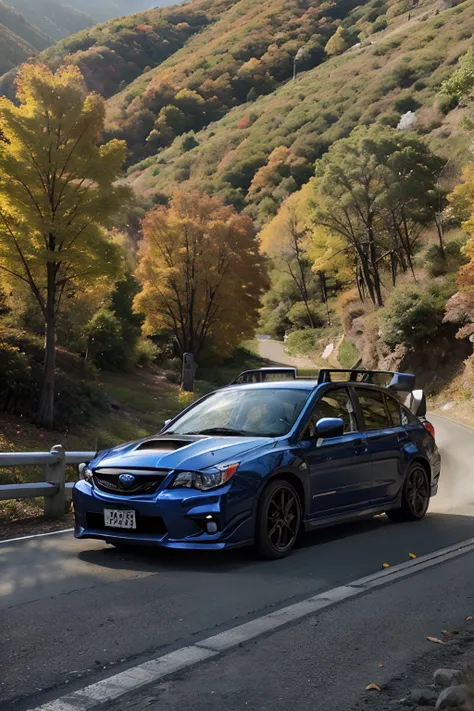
256;479;302;559
387;463;430;522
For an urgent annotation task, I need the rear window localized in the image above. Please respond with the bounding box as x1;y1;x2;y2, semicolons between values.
356;389;391;431
385;396;402;426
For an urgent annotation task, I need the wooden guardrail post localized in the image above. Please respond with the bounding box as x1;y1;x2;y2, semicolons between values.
43;445;66;520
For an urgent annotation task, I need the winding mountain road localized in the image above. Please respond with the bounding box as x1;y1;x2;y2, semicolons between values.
2;355;474;711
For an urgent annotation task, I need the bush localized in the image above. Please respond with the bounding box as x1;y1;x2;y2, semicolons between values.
0;342;34;413
285;329;317;355
87;309;127;371
437;93;459;115
380;284;453;348
287;301;327;329
134;338;159;366
425;238;468;278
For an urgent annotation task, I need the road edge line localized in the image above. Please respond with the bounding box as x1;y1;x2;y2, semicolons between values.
29;535;474;711
0;528;74;545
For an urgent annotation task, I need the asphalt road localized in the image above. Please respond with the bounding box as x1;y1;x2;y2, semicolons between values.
2;413;474;711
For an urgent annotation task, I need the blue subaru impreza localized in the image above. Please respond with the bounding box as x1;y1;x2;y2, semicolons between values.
73;368;441;559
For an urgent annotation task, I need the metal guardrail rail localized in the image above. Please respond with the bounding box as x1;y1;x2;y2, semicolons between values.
0;446;96;519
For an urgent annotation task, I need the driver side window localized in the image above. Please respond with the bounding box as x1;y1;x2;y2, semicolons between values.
303;388;357;439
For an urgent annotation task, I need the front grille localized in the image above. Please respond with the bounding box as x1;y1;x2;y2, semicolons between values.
93;469;168;496
86;512;167;535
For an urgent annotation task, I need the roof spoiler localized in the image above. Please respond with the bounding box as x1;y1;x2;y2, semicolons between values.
317;369;416;391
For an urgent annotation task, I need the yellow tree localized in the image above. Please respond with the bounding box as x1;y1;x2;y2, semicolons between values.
134;191;267;360
260;189;319;327
0;65;128;427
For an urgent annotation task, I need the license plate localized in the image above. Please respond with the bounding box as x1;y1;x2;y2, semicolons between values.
104;509;136;529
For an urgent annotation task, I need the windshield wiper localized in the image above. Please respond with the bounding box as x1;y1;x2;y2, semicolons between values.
189;427;256;437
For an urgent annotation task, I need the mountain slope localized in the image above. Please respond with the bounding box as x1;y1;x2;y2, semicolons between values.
0;1;52;74
103;0;375;161
7;0;93;40
126;0;473;222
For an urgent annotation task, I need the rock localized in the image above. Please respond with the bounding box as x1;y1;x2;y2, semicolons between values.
409;688;439;706
435;685;469;710
434;670;463;688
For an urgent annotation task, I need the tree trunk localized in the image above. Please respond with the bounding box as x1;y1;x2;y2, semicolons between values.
367;224;383;307
434;212;445;259
36;264;56;429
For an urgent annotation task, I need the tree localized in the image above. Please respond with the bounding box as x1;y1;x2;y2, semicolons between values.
0;64;128;427
309;127;443;306
441;48;474;101
260;191;320;328
134;191;267;360
325;27;350;56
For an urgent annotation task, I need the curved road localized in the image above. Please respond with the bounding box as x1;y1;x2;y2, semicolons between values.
2;408;474;709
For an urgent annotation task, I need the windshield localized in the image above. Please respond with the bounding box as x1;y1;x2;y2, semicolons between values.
167;387;311;437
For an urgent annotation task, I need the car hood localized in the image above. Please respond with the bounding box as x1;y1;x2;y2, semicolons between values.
92;434;274;472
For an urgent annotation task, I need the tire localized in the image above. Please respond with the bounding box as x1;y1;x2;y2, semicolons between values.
256;479;302;560
387;462;430;523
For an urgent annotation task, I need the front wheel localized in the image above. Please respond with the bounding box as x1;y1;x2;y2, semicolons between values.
387;463;430;523
256;479;302;560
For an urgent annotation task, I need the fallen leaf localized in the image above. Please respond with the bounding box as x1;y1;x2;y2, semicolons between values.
409;553;417;559
442;630;459;637
366;684;382;692
427;636;445;645
378;663;384;668
382;563;390;568
466;616;473;621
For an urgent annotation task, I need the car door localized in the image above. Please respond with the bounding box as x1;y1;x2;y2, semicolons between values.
354;387;402;506
299;386;372;518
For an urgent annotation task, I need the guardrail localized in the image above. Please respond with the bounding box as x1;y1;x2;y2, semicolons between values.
0;445;96;519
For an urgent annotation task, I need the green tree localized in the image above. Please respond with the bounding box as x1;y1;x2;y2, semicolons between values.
325;27;350;57
0;64;128;427
441;48;474;101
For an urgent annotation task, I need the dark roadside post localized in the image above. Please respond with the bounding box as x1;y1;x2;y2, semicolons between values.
182;353;196;393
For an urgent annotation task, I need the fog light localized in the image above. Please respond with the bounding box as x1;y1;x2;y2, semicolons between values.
206;520;218;534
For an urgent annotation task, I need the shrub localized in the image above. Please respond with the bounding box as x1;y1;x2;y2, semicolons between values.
134;338;159;366
381;284;453;348
287;301;327;329
425;238;468;278
437;93;459;115
393;95;421;112
285;329;317;355
0;342;33;413
87;309;127;371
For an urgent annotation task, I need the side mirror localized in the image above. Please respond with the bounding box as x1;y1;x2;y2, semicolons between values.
316;417;344;439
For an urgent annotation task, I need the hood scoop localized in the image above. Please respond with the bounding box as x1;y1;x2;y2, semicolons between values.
135;438;193;452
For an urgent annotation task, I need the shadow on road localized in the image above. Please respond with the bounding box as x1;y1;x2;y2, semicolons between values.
76;511;474;576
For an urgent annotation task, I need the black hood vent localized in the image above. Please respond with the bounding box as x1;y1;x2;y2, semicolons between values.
135;437;193;452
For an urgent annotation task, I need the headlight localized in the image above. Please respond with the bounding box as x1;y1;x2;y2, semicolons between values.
172;462;239;491
79;464;93;482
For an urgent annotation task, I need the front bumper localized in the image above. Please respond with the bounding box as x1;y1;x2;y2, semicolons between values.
72;480;254;550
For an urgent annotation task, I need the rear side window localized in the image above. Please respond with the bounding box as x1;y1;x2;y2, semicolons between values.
385;396;402;426
356;389;391;431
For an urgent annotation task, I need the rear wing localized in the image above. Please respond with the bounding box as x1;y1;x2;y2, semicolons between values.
231;367;297;384
230;367;426;417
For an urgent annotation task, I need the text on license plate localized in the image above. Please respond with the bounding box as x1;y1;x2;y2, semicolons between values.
104;509;136;529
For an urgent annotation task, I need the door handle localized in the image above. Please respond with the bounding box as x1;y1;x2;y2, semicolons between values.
397;433;409;443
353;438;367;454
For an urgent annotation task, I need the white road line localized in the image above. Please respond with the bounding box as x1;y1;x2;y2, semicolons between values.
0;528;74;545
429;411;474;433
29;535;474;711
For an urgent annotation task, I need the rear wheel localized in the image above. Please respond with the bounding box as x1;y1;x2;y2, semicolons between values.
256;479;302;560
387;463;430;522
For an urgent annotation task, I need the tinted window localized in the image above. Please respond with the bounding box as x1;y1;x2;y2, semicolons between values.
304;388;356;437
357;389;391;431
385;396;402;426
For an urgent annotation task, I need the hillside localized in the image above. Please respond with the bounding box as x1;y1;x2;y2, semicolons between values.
0;2;52;74
7;0;93;41
125;0;473;222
